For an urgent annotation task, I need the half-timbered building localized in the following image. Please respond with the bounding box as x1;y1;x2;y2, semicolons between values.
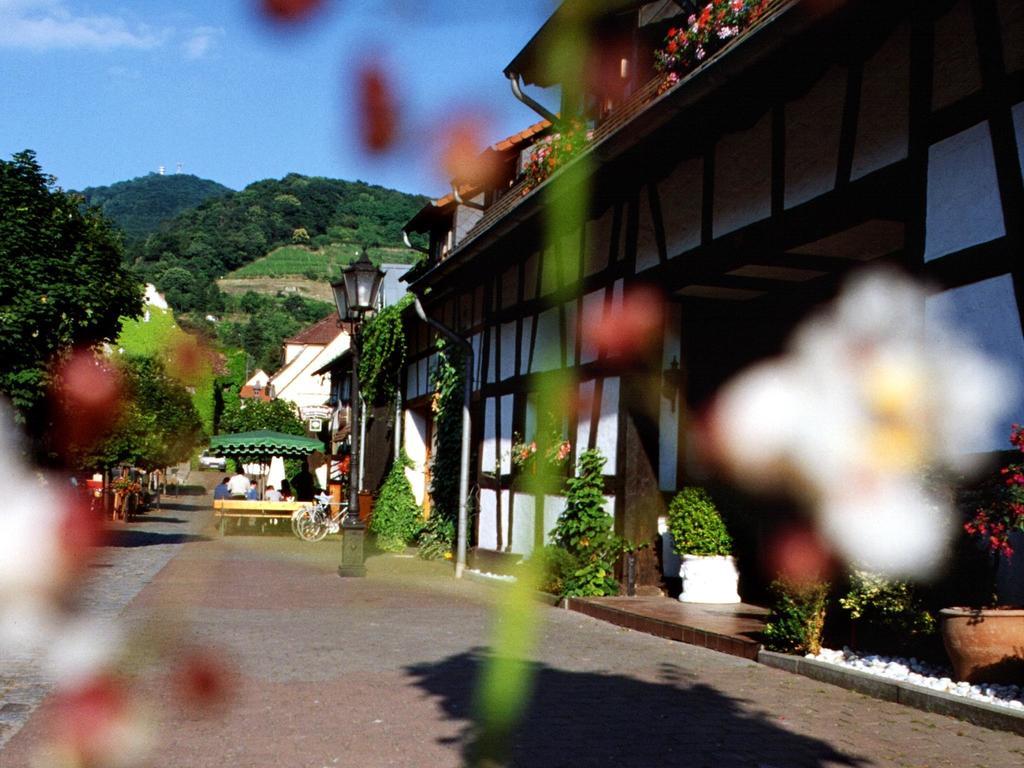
400;0;1024;589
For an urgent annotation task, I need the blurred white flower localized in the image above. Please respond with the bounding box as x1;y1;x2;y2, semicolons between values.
711;268;1013;578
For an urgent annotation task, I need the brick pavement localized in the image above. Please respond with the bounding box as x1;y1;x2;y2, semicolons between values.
3;481;1023;767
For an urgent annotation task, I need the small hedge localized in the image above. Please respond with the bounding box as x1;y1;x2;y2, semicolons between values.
763;578;830;655
370;450;422;552
667;487;733;557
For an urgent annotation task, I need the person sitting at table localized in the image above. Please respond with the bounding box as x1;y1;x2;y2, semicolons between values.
264;485;282;502
213;477;230;500
246;481;259;501
227;469;249;499
280;479;295;502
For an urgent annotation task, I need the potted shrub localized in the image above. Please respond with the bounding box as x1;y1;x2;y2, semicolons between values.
667;487;740;603
940;425;1024;684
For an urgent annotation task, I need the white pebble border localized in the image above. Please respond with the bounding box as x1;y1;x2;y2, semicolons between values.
465;569;517;583
808;647;1023;712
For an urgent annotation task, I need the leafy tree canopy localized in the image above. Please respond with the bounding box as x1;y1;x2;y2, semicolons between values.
130;173;427;314
0;150;143;425
218;396;306;437
216;291;335;375
76;173;231;242
80;355;204;470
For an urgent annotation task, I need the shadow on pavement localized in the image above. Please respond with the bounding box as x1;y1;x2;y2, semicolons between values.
132;516;189;524
105;530;210;548
154;501;203;512
164;485;208;496
405;649;867;768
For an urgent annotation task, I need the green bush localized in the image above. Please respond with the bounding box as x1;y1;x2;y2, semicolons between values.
417;514;454;561
839;569;935;651
763;579;830;655
370;451;422;552
667;487;733;557
549;449;620;597
535;545;581;596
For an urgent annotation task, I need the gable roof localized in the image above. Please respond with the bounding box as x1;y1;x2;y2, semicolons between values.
285;312;343;346
404;118;553;234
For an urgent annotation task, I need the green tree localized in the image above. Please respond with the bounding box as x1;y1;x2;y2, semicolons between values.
80;356;204;470
550;449;620;596
0;150;143;428
218;396;305;436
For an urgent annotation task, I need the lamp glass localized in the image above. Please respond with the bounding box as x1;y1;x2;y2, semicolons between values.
342;253;385;313
330;278;350;321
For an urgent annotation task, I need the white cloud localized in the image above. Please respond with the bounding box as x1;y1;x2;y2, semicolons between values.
183;25;222;61
0;0;167;51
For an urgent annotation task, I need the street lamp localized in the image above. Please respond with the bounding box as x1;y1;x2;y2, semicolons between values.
331;251;384;578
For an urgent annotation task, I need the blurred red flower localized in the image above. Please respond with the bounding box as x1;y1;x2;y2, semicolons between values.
261;0;324;23
358;65;398;153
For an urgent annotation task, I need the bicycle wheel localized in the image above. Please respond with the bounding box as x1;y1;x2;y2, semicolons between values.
293;507;329;542
291;507;310;539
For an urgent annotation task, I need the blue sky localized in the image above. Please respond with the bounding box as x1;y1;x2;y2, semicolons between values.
0;0;558;196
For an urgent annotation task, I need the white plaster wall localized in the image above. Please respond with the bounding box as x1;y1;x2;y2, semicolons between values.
597;377;620;474
925;274;1024;452
659;157;703;258
482;397;497;473
532;307;561;373
579;289;604;365
405;362;417;400
659;303;682;491
785;66;844;209
500;322;517;380
635;186;661;273
576;379;596;450
924;122;1005;261
519;317;533;376
470;333;482;391
511;493;536;555
525;394;538;441
478;488;510;551
852;22;909;180
273;333;351;413
454;202;484;245
584;207;615;277
417;357;429;397
499;394;514;475
932;0;982;110
713;111;772;238
403;409;429;505
543;495;567;545
486;327;497;384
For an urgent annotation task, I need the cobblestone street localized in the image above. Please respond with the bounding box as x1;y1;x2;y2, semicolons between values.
2;473;1023;767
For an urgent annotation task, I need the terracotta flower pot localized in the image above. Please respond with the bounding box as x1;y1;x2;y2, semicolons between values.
939;607;1024;684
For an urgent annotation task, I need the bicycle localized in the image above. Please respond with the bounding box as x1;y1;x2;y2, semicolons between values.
291;497;348;542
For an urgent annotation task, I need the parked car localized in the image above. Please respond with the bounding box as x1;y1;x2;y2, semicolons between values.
198;452;226;471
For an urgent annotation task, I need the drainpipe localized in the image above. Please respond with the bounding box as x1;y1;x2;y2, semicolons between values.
403;230;430;255
412;294;473;579
508;71;559;125
452;185;485;211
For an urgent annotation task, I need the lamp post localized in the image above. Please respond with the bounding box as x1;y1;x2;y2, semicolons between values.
331;251;385;578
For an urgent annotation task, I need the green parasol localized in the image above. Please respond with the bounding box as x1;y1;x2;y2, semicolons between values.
209;431;324;496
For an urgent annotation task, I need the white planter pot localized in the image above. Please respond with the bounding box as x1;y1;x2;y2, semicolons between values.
678;554;741;604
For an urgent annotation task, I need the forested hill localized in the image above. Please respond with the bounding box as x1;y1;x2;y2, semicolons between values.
77;173;231;241
130;173;429;314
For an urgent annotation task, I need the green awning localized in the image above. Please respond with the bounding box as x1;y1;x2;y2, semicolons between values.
209;430;324;459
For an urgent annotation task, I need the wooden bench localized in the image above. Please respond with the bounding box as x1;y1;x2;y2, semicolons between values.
213;499;308;535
